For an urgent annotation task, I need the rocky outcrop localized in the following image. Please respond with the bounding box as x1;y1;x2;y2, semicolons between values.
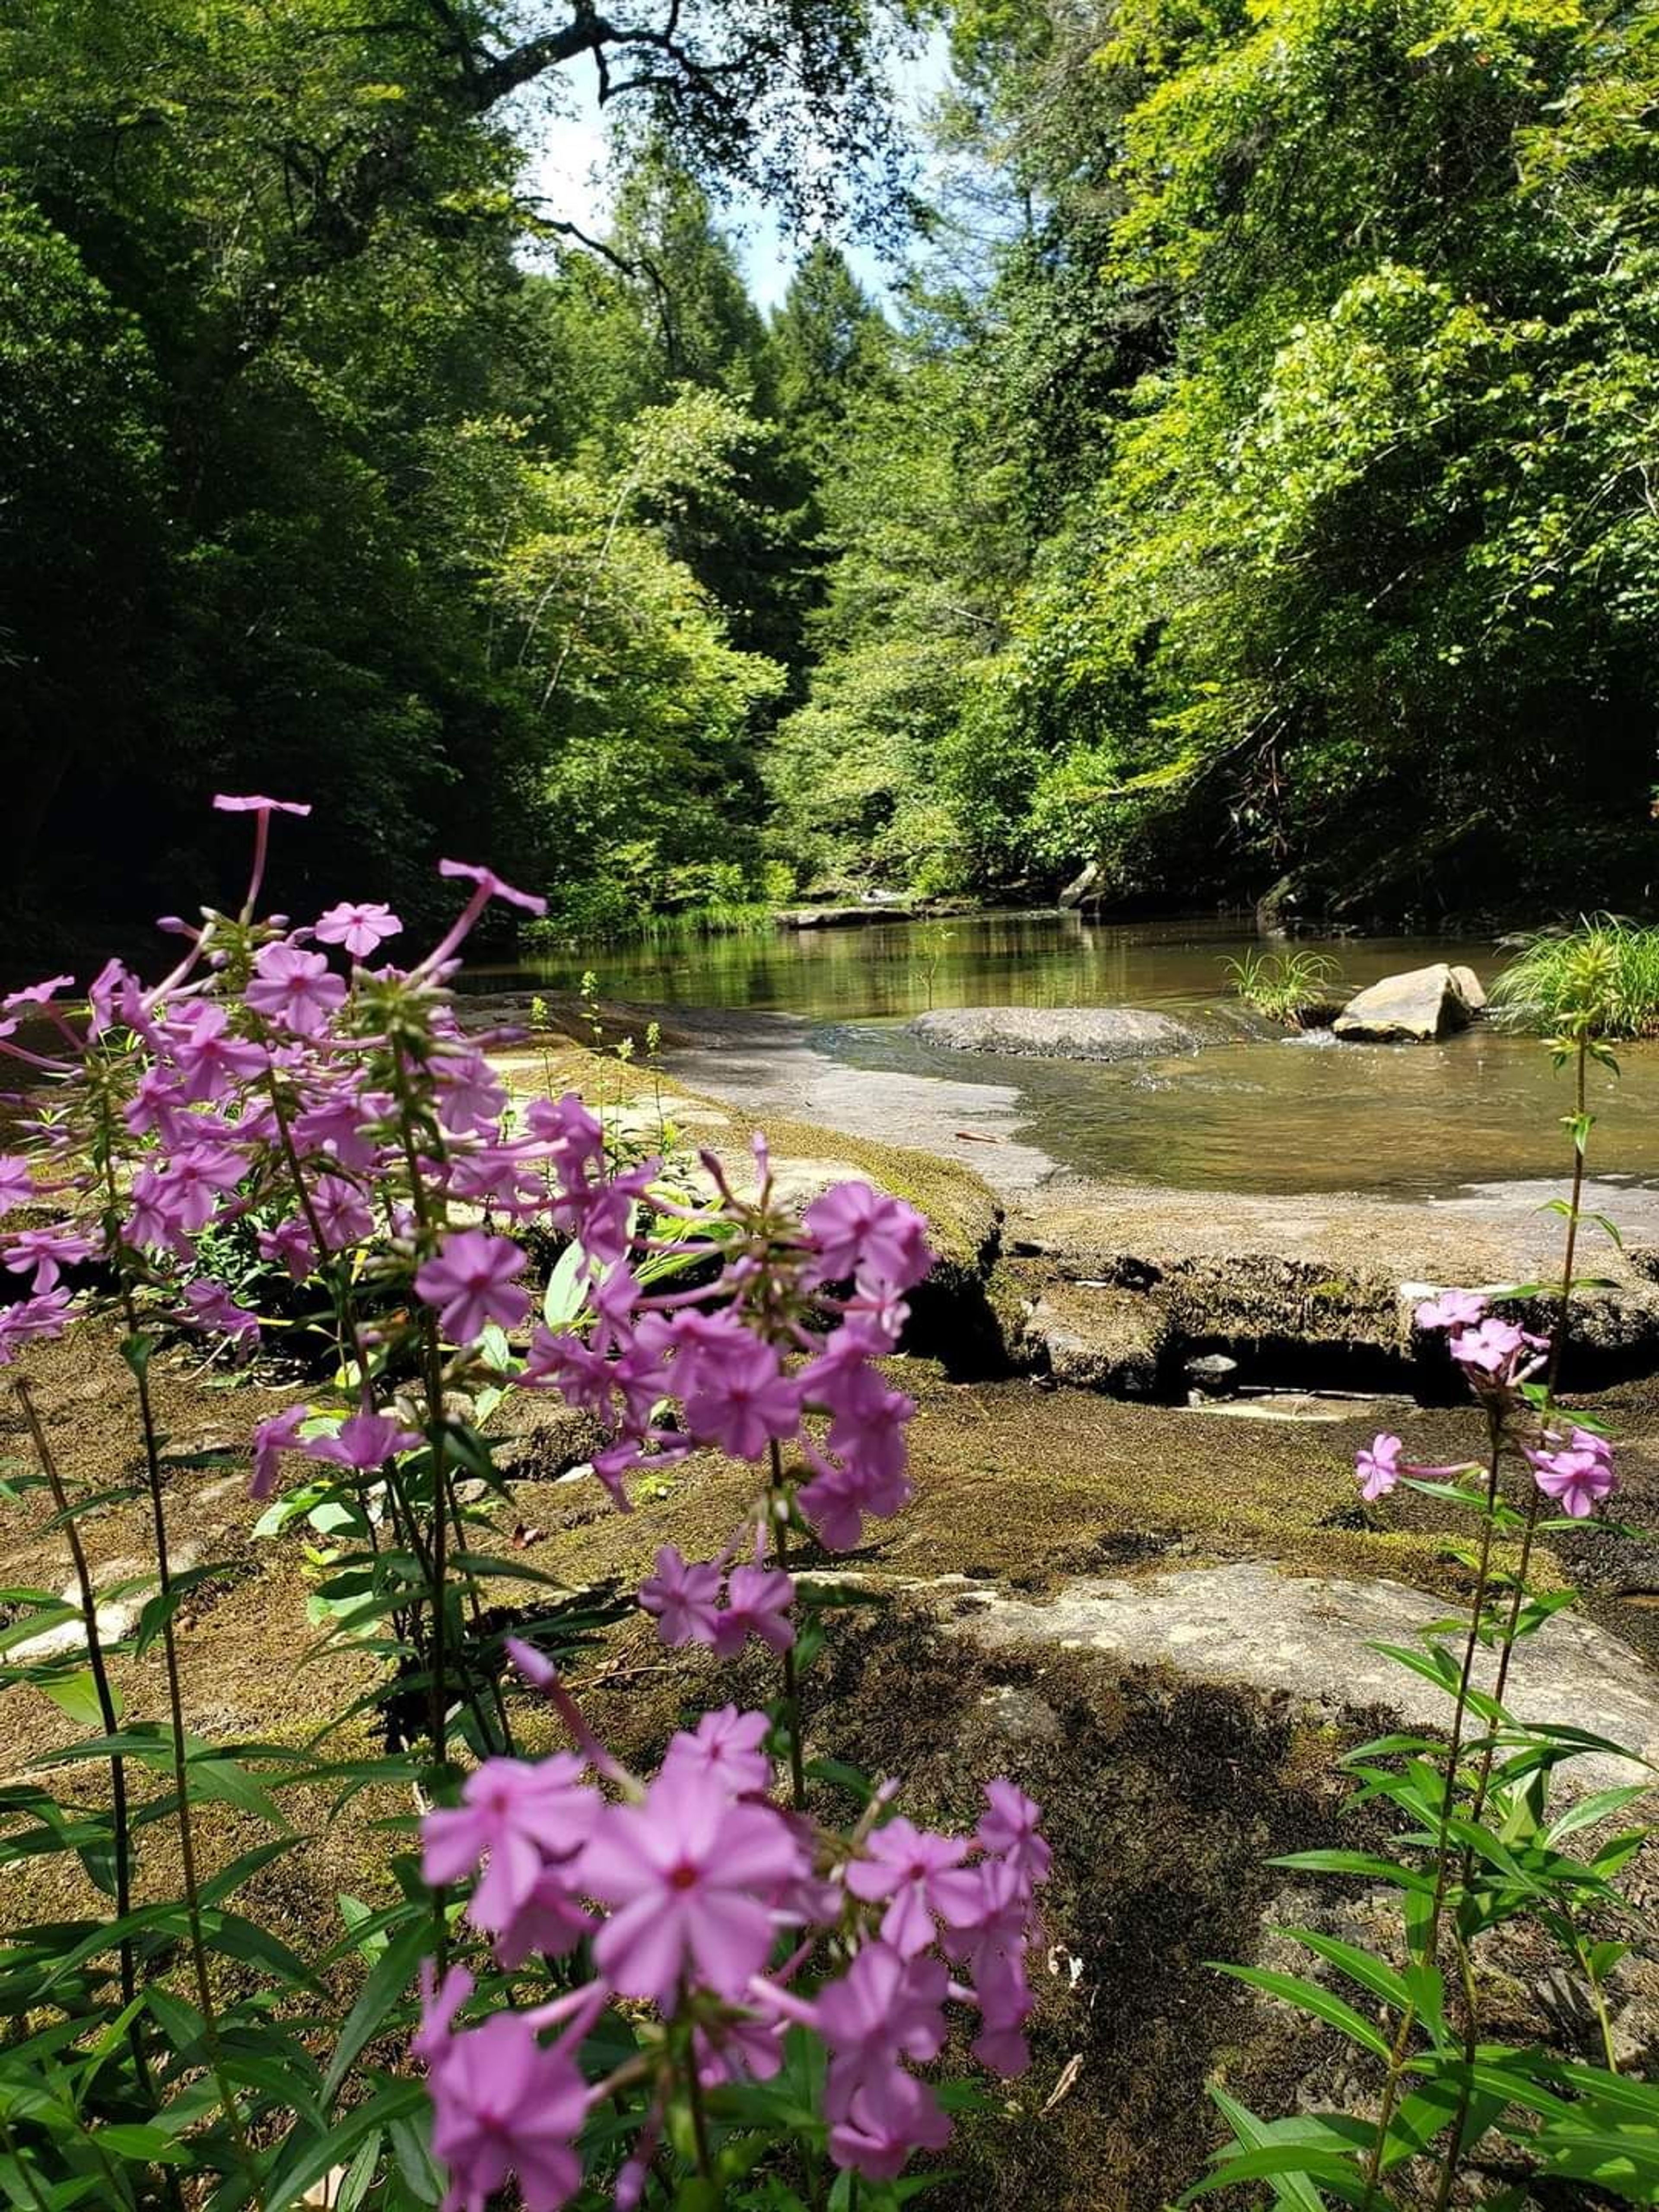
912;1005;1214;1061
961;1560;1659;1791
775;903;917;929
1333;962;1483;1043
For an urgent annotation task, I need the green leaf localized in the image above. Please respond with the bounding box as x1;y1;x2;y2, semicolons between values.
1271;1850;1435;1895
97;2125;189;2164
1212;1964;1393;2059
323;1919;432;2102
189;1757;292;1833
37;1672;117;1731
1206;2087;1329;2212
1276;1929;1410;2015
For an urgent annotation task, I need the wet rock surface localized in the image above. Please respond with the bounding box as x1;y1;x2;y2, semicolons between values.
1334;960;1483;1043
911;1004;1218;1061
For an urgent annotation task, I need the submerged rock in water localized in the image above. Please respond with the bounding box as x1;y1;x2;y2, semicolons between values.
1333;961;1482;1044
912;1004;1214;1061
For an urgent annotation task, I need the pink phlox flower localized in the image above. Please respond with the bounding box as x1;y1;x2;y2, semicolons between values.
181;1278;260;1340
814;1942;950;2143
551;1165;657;1268
694;2013;786;2088
437;859;547;915
213;794;311;816
427;2011;585;2212
1449;1316;1533;1377
662;1704;773;1796
291;1090;392;1175
0;1289;71;1364
92;957;169;1047
0;1157;36;1216
2;975;74;1017
415;1230;529;1345
434;1049;507;1135
124;1068;210;1147
1414;1288;1489;1333
413;1961;474;2069
315;901;401;960
638;1545;725;1648
423;1753;596;1937
798;1319;893;1413
245;942;347;1037
311;1174;374;1252
712;1564;796;1659
970;1947;1036;2075
683;1333;802;1462
798;1443;914;1553
305;1411;421;1471
525;1093;604;1180
975;1779;1051;1888
826;1373;914;1485
162;1001;268;1102
1;1225;95;1293
443;1147;546;1214
125;1145;243;1255
803;1181;933;1296
257;1216;316;1282
1527;1430;1616;1519
250;1404;310;1501
829;2068;953;2180
522;1328;611;1414
1358;1432;1404;1503
934;1855;1037;1973
845;1818;970;1957
493;1864;595;1970
579;1765;808;2005
160;1143;245;1232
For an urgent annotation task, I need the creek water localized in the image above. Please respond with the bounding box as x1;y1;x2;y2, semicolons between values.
487;911;1659;1196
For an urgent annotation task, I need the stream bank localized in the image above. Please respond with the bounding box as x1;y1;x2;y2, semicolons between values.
5;1027;1659;2207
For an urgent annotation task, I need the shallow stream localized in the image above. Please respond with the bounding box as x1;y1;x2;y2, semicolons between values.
484;912;1659;1197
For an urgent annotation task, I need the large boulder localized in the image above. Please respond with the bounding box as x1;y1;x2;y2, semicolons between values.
911;1005;1213;1061
1333;962;1479;1044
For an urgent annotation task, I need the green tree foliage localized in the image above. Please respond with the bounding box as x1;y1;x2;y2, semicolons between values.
774;0;1659;918
0;0;917;933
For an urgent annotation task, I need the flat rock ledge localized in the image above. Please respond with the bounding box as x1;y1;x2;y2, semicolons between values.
960;1559;1659;1792
911;1005;1215;1061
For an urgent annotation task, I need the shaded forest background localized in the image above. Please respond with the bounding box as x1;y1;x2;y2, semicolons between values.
5;0;1659;946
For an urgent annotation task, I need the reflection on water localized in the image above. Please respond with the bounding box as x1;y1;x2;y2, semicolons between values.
478;912;1659;1197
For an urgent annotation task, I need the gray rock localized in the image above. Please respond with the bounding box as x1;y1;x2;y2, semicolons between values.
1333;963;1478;1044
963;1560;1659;1791
911;1005;1213;1062
775;904;917;930
1449;962;1487;1012
1184;1352;1240;1397
1020;1281;1170;1396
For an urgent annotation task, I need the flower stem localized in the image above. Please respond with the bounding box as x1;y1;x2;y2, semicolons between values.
13;1377;153;2094
1360;1416;1503;2209
768;1441;807;1812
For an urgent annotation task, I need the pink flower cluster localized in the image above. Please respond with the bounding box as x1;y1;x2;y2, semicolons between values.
1356;1288;1616;1518
419;1658;1047;2206
0;798;1046;2208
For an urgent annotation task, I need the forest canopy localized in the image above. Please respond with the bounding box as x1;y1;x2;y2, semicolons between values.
3;0;1658;939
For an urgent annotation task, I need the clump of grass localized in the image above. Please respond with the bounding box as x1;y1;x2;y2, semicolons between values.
1488;914;1659;1041
1223;947;1346;1027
